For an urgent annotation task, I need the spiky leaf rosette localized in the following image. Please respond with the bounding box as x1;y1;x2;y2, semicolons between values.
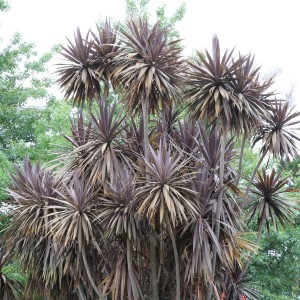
47;174;102;299
57;29;101;106
4;159;59;298
221;262;260;300
134;138;198;227
91;19;120;93
113;18;184;114
173;116;201;156
121;116;144;158
155;103;181;138
228;54;274;134
252;100;300;160
98;167;139;240
229;54;274;100
247;168;298;232
5;159;58;241
64;110;92;151
62;99;124;185
97;168;143;299
186;36;271;135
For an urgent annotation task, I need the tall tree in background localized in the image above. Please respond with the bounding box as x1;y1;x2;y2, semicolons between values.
125;0;186;40
0;1;70;196
250;222;300;299
0;33;54;151
0;0;63;161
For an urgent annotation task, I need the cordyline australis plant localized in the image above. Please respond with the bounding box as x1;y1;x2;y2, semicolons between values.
1;18;300;300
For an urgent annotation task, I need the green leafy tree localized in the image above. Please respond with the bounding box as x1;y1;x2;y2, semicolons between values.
250;225;300;299
0;150;12;200
155;2;186;40
0;33;54;151
125;0;150;20
125;0;186;40
0;0;9;11
278;157;300;187
23;98;72;162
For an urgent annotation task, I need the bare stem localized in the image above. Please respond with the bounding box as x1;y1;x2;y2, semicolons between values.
165;215;181;300
127;238;139;299
235;133;247;187
142;99;159;300
208;132;226;299
245;150;267;198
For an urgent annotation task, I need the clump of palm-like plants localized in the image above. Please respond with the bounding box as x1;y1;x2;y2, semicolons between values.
247;168;298;237
1;17;299;300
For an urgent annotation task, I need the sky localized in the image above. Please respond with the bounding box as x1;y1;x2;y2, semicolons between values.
1;0;300;105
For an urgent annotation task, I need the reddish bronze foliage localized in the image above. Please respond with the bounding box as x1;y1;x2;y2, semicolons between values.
2;18;300;300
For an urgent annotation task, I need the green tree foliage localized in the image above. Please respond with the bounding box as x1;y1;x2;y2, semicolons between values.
155;3;186;40
0;33;54;151
250;224;300;299
6;99;73;163
0;99;72;205
0;151;12;200
0;3;69;226
31;99;73;161
0;1;70;201
0;0;9;11
125;0;186;40
278;157;300;187
0;11;65;209
125;0;150;20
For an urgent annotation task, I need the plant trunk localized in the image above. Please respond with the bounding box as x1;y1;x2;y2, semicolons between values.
208;132;226;299
142;99;159;300
255;219;264;244
161;102;166;134
157;222;164;283
150;233;159;300
142;99;149;162
127;238;139;299
165;215;181;300
103;81;109;98
244;150;267;202
235;133;247;187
